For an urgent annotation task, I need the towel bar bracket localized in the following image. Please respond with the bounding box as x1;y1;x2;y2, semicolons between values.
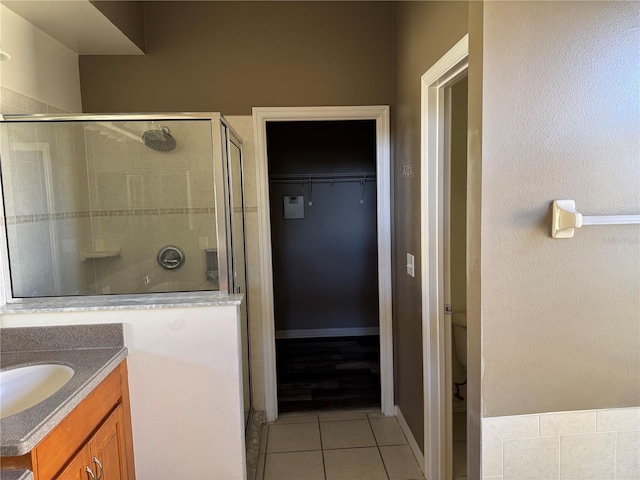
551;199;640;239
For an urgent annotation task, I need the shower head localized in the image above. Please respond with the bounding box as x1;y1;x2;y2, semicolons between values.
142;126;176;152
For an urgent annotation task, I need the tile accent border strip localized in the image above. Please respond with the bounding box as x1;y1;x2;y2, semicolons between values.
4;207;216;225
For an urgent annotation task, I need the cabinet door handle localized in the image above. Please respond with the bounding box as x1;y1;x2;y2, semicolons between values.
93;457;104;480
85;466;96;480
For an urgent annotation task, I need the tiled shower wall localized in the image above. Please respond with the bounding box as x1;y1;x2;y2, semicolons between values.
0;86;68;116
84;120;218;294
482;407;640;479
1;87;219;296
0;87;95;297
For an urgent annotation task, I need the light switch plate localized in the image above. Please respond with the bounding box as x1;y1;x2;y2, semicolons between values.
407;253;415;277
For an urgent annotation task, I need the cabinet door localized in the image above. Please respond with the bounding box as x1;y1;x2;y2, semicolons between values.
53;446;93;480
90;405;128;480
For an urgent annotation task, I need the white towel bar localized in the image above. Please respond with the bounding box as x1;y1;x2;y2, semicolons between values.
551;200;640;238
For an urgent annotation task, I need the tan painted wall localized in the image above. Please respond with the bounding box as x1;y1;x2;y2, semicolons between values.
79;1;394;115
90;1;146;52
480;1;640;417
392;0;469;452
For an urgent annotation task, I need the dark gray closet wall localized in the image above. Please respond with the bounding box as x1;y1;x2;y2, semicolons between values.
267;121;379;334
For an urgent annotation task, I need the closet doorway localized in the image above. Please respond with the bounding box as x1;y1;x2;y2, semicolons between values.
269;120;378;413
254;107;393;422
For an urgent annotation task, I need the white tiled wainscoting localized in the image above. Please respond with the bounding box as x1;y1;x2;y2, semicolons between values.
482;407;640;479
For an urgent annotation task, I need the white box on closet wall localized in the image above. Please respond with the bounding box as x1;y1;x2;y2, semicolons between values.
283;196;304;219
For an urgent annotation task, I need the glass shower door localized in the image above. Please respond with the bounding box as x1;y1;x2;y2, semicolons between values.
225;129;251;430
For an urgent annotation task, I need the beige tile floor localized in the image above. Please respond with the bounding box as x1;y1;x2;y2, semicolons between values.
255;410;426;480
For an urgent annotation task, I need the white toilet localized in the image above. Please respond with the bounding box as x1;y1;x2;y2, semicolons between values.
452;312;467;368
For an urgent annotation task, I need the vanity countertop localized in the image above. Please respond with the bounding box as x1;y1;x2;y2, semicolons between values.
0;470;33;480
1;291;242;314
0;324;127;457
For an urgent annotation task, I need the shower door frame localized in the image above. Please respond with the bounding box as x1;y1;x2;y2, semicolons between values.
253;105;394;422
0;112;234;303
222;127;253;431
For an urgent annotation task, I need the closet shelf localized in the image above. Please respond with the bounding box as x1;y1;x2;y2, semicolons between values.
80;247;121;261
269;172;376;184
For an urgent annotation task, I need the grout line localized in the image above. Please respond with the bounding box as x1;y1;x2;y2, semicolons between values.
558;435;562;480
255;451;265;480
267;448;325;454
319;418;328;480
268;444;396;453
323;444;382;452
370;416;392;480
613;431;617;480
318;415;378;422
378;443;391;480
500;433;504;477
317;418;325;451
368;415;380;446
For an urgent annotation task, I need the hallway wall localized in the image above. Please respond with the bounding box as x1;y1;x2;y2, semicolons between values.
79;1;394;114
392;0;469;452
480;0;639;417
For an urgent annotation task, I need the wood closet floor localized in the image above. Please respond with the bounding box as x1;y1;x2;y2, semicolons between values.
276;336;381;413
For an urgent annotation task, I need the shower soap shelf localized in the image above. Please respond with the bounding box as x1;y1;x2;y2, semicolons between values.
80;247;121;261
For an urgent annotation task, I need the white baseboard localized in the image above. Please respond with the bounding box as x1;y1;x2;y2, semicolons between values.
395;405;426;475
275;327;379;339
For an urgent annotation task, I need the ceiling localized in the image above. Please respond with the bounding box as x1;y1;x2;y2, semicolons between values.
2;0;144;55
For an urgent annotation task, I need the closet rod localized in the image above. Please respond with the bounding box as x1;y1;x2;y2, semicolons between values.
269;172;376;184
270;178;377;185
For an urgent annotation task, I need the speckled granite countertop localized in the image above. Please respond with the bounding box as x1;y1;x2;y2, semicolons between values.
0;324;127;457
1;291;242;314
0;470;33;480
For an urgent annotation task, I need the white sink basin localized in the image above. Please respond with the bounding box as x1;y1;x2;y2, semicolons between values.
0;364;75;419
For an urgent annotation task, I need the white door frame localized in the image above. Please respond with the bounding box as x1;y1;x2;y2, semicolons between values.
420;35;469;479
253;106;394;422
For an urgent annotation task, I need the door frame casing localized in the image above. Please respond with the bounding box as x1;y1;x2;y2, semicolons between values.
420;35;469;479
253;106;394;422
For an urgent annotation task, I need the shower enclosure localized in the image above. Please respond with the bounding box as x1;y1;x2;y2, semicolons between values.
0;113;252;429
0;114;246;297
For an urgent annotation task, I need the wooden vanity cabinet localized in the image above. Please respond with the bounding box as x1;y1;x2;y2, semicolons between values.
51;446;91;480
90;404;128;480
1;360;135;480
54;405;127;480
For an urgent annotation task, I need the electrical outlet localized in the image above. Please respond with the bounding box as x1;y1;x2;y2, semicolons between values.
407;253;415;277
